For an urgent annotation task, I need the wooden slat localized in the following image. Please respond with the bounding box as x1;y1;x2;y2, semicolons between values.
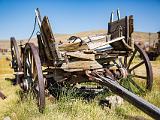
61;61;102;71
58;42;89;52
66;52;95;61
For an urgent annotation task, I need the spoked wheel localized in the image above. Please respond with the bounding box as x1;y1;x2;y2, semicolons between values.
115;43;153;94
10;37;22;72
23;43;45;112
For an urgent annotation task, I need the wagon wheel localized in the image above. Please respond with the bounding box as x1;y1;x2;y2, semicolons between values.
116;43;153;94
10;37;22;72
23;43;45;112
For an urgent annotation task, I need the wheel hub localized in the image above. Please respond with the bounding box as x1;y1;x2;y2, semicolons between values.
108;67;128;79
21;77;32;91
119;68;128;78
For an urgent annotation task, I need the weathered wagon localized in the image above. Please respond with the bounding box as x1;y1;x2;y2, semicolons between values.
137;31;160;61
146;31;160;60
10;8;160;119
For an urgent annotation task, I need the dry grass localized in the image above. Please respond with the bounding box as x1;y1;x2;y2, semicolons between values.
0;53;20;119
0;53;13;75
0;52;160;120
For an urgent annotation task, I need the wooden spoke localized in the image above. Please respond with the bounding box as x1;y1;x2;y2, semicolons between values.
132;74;147;80
127;49;137;69
128;78;145;93
129;60;145;72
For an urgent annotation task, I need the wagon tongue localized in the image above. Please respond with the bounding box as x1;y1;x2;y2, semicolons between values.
89;71;160;119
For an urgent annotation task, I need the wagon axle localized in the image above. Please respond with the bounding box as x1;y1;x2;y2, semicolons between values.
85;67;128;82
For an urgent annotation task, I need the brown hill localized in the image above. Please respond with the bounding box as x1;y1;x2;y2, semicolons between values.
132;32;157;44
0;30;158;49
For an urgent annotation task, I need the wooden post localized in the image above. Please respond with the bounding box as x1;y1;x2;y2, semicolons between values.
0;91;6;100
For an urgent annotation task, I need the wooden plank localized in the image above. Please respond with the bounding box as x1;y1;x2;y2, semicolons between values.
41;16;61;61
96;75;160;120
66;52;95;61
58;42;89;52
93;36;125;50
61;61;102;71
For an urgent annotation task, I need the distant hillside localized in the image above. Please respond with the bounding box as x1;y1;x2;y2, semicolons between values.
0;30;158;49
132;32;157;44
0;40;11;50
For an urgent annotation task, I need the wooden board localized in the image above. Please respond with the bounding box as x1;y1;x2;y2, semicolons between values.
66;51;95;61
58;42;89;52
61;61;102;72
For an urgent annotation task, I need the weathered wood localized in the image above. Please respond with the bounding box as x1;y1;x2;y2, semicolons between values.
40;16;62;63
108;15;134;51
0;91;6;100
92;36;125;50
61;61;102;72
58;42;89;52
95;75;160;120
66;51;95;61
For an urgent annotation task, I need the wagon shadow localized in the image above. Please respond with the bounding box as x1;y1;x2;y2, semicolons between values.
5;77;17;85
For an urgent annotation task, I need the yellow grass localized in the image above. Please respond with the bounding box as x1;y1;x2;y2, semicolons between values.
0;54;13;75
0;53;20;119
0;52;160;120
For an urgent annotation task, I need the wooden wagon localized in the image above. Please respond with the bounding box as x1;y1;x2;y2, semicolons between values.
10;8;160;119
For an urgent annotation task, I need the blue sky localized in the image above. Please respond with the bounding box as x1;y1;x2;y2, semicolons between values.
0;0;160;40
